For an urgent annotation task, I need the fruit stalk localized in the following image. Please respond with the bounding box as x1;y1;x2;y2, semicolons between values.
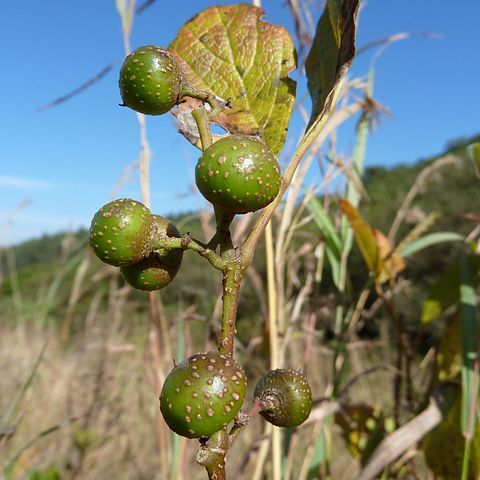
151;233;226;271
196;429;228;480
192;107;213;151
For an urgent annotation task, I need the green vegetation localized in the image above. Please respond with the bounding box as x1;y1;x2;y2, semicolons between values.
2;134;478;340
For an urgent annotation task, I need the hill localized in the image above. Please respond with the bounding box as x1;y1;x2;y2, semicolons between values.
0;133;478;339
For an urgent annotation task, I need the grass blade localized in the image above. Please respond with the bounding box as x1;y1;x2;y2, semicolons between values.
466;142;480;174
459;254;479;480
400;232;464;257
3;417;76;479
306;195;342;287
304;415;332;480
1;341;48;426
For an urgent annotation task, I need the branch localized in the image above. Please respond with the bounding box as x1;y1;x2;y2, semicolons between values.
151;233;226;270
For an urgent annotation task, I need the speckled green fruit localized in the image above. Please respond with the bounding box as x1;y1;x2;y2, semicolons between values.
89;198;155;267
254;369;312;428
119;46;182;115
160;351;247;438
195;135;282;214
120;215;183;291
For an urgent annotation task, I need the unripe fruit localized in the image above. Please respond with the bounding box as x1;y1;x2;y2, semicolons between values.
195;135;282;214
119;46;183;115
254;369;312;428
160;351;247;438
120;215;183;291
89;198;155;267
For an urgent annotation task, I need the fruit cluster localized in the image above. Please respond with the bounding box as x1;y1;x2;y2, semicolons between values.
89;198;182;291
88;44;312;443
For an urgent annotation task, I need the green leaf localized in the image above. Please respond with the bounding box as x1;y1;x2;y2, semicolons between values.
305;0;359;131
29;467;60;480
1;342;47;426
307;414;332;479
466;142;480;173
421;255;480;324
400;232;464;258
169;5;297;155
4;418;74;479
459;254;479;480
459;255;479;436
436;318;462;382
306;195;342;287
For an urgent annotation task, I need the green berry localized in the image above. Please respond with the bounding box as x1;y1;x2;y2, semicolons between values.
120;215;183;291
160;351;247;438
119;46;183;115
89;198;155;267
195;135;282;214
254;369;312;428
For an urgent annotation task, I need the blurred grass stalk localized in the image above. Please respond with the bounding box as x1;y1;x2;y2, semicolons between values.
265;221;282;480
115;1;177;478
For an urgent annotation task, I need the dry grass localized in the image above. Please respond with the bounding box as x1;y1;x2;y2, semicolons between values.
0;314;335;479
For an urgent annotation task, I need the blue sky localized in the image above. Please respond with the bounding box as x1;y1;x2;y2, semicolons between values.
1;0;479;245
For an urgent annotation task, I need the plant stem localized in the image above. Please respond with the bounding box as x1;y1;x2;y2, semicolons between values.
196;429;229;480
218;264;242;356
192;107;213;150
461;437;472;480
151;233;226;271
196;264;241;479
215;208;235;254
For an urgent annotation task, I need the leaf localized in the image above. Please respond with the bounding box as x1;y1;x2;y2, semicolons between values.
373;229;405;284
339;199;382;279
340;199;405;284
307;413;332;479
169;5;297;155
467;142;480;174
436;317;462;382
400;232;464;258
335;404;386;465
1;342;47;426
420;255;480;324
306;195;342;287
459;255;479;441
4;418;76;479
395;211;441;253
305;0;359;131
